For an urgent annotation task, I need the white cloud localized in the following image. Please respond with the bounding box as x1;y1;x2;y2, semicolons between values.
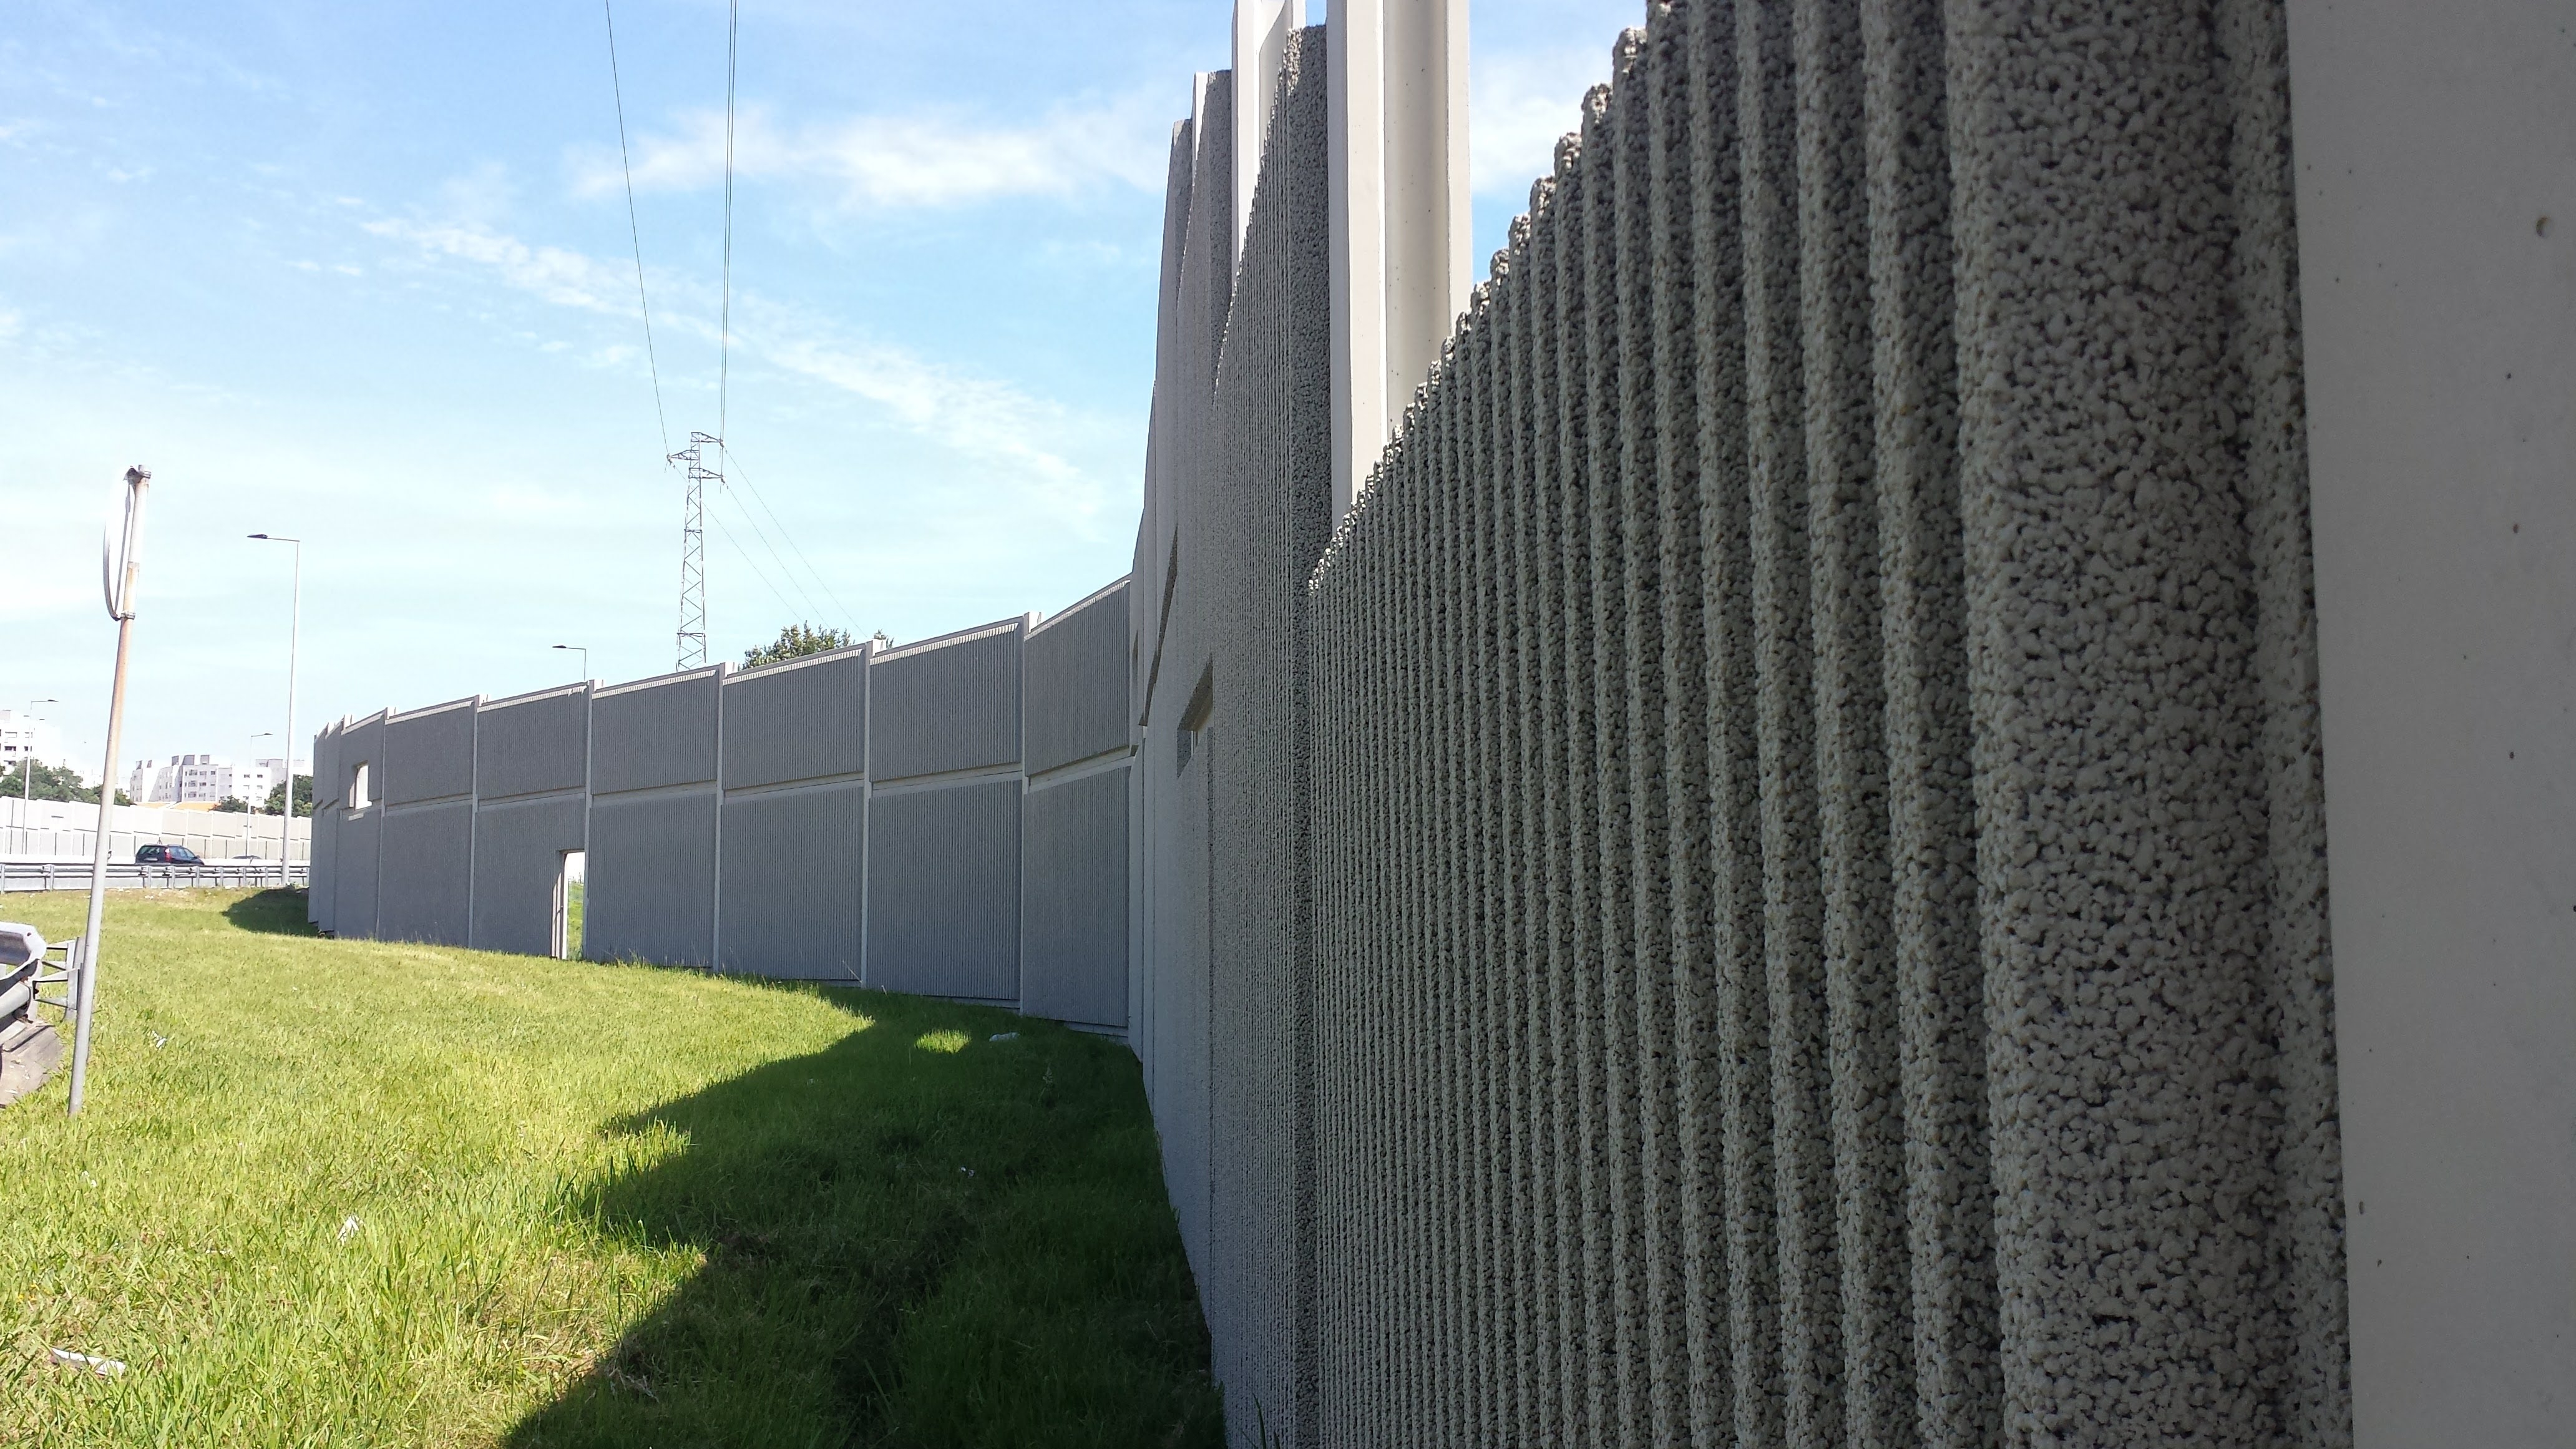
363;215;1115;534
572;95;1172;210
1470;46;1615;200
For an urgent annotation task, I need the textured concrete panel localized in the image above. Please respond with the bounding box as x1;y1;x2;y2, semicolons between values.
867;623;1022;782
310;724;340;927
1024;579;1133;776
1020;765;1128;1028
376;799;472;945
333;806;381;941
590;670;719;795
718;782;862;980
721;647;867;791
863;778;1019;1001
382;700;476;806
471;792;585;957
476;685;589;800
585;790;715;968
339;712;386;812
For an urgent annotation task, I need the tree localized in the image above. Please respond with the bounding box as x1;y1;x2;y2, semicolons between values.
215;796;253;813
263;774;314;817
1;759;126;806
741;622;856;670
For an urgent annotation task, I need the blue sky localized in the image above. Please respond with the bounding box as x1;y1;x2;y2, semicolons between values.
1;0;1637;784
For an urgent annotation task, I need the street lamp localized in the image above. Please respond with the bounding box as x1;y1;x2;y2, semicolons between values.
552;643;589;681
248;534;300;888
21;699;56;804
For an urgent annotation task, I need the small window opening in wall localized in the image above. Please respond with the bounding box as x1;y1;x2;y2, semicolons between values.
348;763;371;810
554;850;587;960
1176;668;1215;774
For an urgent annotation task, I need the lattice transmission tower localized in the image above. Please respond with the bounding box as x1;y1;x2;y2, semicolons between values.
670;431;721;670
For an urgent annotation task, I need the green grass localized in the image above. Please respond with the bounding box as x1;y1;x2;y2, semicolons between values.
0;889;1221;1447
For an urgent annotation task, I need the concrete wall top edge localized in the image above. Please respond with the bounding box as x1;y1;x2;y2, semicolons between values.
478;680;593;711
874;615;1025;663
592;663;725;699
385;695;480;723
1030;574;1133;635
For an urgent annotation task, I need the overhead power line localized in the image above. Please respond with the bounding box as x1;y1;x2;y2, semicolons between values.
718;0;739;444
601;0;670;457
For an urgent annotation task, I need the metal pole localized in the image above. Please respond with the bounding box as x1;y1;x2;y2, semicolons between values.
72;466;149;1116
282;543;298;887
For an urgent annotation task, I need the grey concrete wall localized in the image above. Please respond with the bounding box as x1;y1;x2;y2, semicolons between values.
309;723;339;928
381;698;476;806
720;783;864;980
585;669;719;968
470;792;585;957
1126;7;2353;1445
375;799;472;946
332;713;386;939
723;645;869;790
867;622;1022;782
2287;1;2575;1442
1024;579;1132;776
585;790;715;968
590;668;719;795
1020;764;1129;1028
475;685;589;800
864;777;1020;1002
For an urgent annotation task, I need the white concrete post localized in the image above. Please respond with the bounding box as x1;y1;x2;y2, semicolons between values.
1233;1;1306;261
1329;0;1470;517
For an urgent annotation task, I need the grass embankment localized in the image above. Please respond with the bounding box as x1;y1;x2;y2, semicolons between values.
0;889;1219;1447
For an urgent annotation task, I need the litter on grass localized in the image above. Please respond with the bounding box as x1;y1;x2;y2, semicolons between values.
338;1215;361;1242
989;1032;1018;1043
50;1349;125;1378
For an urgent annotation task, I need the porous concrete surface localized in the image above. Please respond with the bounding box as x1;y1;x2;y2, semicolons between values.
469;791;585;957
374;798;471;947
1134;2;2349;1445
1023;578;1132;776
380;698;476;806
866;622;1023;783
722;645;868;791
308;722;339;929
473;685;590;801
588;669;720;796
331;801;380;942
583;790;716;968
718;781;864;980
864;777;1021;1001
1019;765;1129;1028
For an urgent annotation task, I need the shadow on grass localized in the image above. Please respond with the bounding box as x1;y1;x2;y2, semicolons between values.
504;987;1223;1449
221;888;320;937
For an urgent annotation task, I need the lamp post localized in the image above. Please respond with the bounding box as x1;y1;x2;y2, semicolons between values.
245;731;272;867
21;699;57;804
248;534;300;890
552;643;589;681
73;467;150;1115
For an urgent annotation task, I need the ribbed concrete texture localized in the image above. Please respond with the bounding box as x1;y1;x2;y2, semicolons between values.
864;777;1022;1002
474;684;590;801
470;792;585;957
720;783;865;980
1020;765;1129;1028
376;799;472;946
585;791;716;968
308;722;340;929
867;621;1023;783
1025;580;1131;775
1129;4;2348;1445
381;697;476;806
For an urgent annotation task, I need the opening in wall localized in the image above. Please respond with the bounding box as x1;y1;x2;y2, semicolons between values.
348;762;370;811
554;849;586;960
1176;668;1216;773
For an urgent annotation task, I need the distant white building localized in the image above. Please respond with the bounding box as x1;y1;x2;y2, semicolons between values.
0;709;66;781
126;754;306;807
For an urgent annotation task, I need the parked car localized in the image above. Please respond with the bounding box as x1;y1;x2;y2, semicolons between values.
134;844;203;866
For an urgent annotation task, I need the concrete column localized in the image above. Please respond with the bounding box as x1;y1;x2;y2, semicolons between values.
1233;0;1305;261
1329;0;1470;516
2286;1;2575;1443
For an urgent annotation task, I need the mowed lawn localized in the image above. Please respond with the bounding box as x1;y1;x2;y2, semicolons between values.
0;889;1221;1448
